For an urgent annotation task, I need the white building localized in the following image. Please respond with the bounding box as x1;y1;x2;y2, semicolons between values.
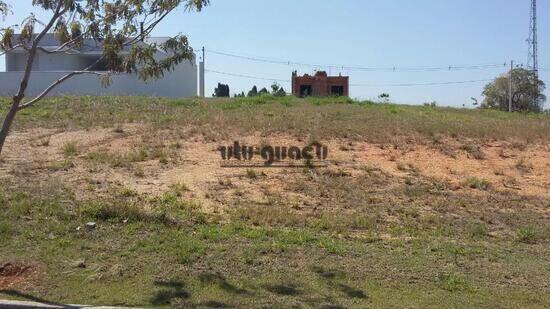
0;34;197;97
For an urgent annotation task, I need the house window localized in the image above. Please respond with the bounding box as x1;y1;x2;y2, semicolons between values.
331;86;344;96
300;85;312;97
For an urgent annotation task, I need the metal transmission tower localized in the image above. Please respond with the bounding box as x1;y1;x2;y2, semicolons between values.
528;0;538;78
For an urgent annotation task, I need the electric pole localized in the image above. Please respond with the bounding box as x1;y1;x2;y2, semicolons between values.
509;60;513;112
199;46;205;97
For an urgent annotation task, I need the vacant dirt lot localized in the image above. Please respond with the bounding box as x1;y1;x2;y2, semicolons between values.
2;123;549;204
1;97;549;307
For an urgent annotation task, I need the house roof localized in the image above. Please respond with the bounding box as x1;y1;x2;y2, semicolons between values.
7;34;174;55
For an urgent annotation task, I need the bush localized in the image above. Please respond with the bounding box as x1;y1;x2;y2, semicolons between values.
463;177;491;191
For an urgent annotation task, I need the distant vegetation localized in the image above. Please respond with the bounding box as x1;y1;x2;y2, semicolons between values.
482;68;546;113
213;83;230;97
240;83;286;98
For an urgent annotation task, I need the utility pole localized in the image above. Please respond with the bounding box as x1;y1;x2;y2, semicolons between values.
199;46;205;97
509;60;513;112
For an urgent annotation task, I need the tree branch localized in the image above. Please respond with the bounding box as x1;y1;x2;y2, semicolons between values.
13;1;66;103
0;43;22;56
18;54;107;110
18;71;107;110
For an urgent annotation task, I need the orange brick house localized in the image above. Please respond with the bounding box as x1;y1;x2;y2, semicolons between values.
291;71;349;97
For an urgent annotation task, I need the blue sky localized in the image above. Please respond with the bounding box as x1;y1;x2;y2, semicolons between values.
1;0;549;107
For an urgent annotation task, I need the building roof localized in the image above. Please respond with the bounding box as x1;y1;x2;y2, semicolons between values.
6;34;175;55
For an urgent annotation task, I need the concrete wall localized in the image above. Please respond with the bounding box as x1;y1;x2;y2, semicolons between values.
6;53;40;71
0;59;197;97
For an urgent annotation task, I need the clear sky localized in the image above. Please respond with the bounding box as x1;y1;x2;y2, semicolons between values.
1;0;549;108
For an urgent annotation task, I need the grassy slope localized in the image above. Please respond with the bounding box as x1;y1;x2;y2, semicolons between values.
1;96;549;307
2;95;549;143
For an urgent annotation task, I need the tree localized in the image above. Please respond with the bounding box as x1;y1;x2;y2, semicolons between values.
482;68;546;113
0;0;210;156
378;93;390;103
247;85;258;97
258;87;269;96
274;87;286;97
213;83;229;97
271;82;286;97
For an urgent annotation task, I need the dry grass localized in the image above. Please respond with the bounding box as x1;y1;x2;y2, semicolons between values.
0;96;549;307
3;96;549;144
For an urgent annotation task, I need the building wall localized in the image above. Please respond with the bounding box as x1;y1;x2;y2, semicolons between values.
6;53;40;71
327;76;350;97
0;59;197;97
7;52;101;72
37;53;97;71
292;72;349;97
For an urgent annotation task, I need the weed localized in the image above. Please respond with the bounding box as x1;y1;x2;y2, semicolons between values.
128;147;149;162
169;183;189;196
464;177;491;191
0;219;13;237
246;169;258;179
516;227;538;244
461;143;486;160
198;225;232;241
175;234;205;264
113;125;124;133
119;187;138;198
438;272;471;292
274;229;316;246
134;166;145;178
467;222;489;239
316;237;344;254
515;158;533;173
47;159;74;171
39;138;50;147
62;141;78;157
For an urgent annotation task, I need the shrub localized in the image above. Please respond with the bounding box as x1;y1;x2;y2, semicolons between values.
516;227;538;244
62;141;78;157
461;143;485;160
467;222;489;239
464;177;491;191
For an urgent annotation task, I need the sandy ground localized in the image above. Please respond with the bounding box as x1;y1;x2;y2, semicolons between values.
1;124;549;210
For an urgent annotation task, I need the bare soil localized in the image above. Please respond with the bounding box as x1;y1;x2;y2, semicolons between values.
1;123;548;209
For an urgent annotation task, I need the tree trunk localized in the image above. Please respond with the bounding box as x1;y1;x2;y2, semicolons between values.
0;99;21;156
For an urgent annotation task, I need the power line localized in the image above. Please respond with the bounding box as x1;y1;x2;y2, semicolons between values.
350;79;493;87
206;69;290;83
206;49;507;73
207;69;493;87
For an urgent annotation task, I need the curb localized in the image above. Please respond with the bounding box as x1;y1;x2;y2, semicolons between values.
0;299;134;309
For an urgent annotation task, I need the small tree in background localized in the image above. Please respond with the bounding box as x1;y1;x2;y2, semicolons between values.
247;85;258;97
258;87;269;96
213;83;230;97
274;88;286;97
0;0;210;155
378;93;390;103
482;68;546;113
271;82;286;97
